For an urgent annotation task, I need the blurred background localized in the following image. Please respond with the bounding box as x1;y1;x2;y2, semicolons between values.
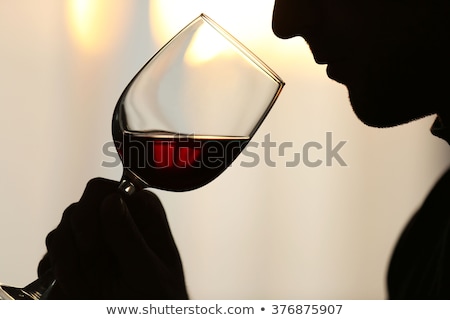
1;0;449;299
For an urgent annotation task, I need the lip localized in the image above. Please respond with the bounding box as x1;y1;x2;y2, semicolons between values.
305;39;359;84
325;61;350;84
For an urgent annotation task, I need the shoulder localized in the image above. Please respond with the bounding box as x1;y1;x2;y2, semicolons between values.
388;167;450;299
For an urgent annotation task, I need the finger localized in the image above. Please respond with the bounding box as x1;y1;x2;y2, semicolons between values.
100;194;169;280
78;178;119;208
37;253;51;278
124;190;184;270
69;178;120;250
101;193;188;298
44;178;120;299
69;178;120;256
45;204;86;298
45;282;69;300
69;203;106;280
37;255;69;299
70;178;120;280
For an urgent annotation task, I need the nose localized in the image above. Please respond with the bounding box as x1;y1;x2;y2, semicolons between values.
272;0;297;39
272;0;318;39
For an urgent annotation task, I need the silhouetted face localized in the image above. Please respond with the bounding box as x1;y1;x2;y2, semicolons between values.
272;1;450;127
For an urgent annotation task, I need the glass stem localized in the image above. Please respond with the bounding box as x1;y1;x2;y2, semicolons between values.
118;178;136;195
119;169;148;196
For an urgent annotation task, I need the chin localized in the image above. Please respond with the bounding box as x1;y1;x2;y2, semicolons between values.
346;86;435;128
334;48;443;128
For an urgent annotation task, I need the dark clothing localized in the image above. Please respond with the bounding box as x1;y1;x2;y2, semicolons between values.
388;116;450;299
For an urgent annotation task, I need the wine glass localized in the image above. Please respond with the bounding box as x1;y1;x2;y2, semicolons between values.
113;13;284;195
0;13;284;299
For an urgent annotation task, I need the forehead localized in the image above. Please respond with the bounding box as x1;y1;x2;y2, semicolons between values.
273;0;424;11
273;0;435;24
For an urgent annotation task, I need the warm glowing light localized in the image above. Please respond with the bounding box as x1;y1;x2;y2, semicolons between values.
149;0;274;48
66;0;131;53
148;0;310;69
185;25;232;65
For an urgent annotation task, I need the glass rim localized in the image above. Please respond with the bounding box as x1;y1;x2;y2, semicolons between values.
116;13;285;138
197;14;285;87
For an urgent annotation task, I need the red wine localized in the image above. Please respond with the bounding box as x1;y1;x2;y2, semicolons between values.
116;131;249;191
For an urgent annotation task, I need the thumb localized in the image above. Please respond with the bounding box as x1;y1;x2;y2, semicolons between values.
100;193;188;299
100;193;167;276
123;190;183;268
